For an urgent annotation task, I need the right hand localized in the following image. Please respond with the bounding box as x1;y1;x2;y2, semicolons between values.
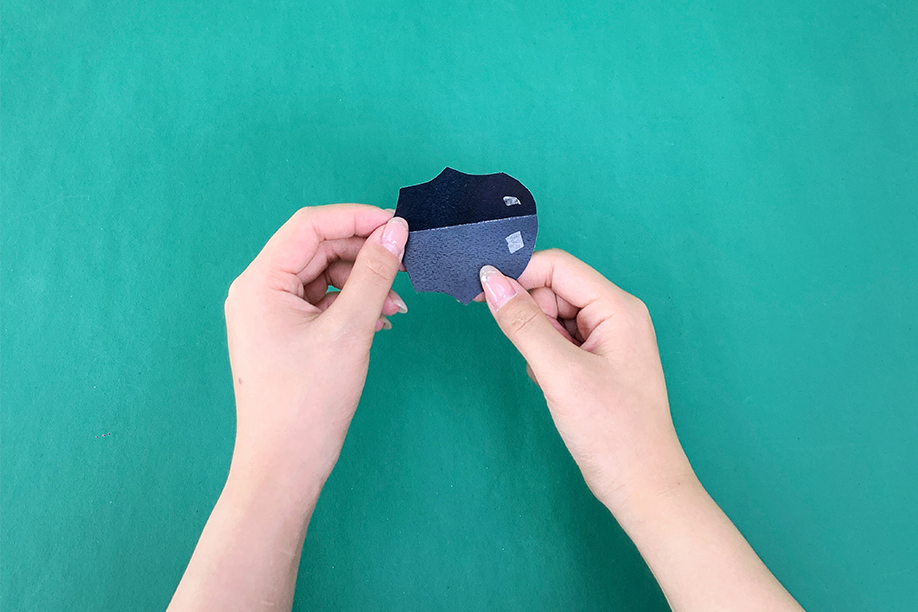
478;250;696;522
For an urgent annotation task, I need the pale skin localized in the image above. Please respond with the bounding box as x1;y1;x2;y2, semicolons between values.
167;204;805;612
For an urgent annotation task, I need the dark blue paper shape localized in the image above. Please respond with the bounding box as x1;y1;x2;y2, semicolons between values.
395;167;538;304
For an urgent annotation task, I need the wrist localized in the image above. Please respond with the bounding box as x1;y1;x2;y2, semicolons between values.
229;423;343;494
593;442;700;531
607;465;705;537
225;449;327;526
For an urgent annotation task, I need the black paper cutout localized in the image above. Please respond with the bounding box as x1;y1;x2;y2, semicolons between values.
395;168;538;304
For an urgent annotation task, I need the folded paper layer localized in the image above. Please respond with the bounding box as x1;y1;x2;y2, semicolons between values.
404;215;538;304
395;168;539;303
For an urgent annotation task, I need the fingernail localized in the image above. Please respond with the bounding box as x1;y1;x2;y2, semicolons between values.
384;208;396;214
380;316;393;330
381;217;409;259
480;265;516;311
391;295;408;314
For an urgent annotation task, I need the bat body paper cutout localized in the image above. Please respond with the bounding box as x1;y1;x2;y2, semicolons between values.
395;167;538;304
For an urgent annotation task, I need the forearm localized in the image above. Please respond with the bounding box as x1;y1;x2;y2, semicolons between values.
612;476;803;612
167;466;322;612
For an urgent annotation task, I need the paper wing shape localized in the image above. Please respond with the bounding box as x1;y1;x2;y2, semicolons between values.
395;167;538;304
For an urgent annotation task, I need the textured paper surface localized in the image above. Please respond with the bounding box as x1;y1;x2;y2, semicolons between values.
395;168;539;303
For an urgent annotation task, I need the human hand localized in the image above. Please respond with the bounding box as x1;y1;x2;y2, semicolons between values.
223;204;409;495
478;250;695;523
167;205;409;612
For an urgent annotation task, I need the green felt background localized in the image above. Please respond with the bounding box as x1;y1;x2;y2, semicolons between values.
2;1;917;610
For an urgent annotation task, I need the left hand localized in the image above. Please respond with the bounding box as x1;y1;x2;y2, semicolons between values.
223;204;409;495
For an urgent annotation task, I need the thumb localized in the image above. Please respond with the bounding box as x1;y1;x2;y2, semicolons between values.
480;265;574;371
330;216;409;330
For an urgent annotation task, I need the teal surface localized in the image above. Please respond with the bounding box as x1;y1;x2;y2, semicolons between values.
2;1;917;610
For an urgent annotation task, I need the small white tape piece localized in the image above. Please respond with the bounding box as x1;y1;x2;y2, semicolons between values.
505;231;524;254
503;195;521;207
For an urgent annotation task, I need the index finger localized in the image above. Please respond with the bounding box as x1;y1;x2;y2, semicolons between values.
516;248;619;309
255;204;394;275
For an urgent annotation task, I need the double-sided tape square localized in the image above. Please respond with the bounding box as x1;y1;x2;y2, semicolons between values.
395;167;538;304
